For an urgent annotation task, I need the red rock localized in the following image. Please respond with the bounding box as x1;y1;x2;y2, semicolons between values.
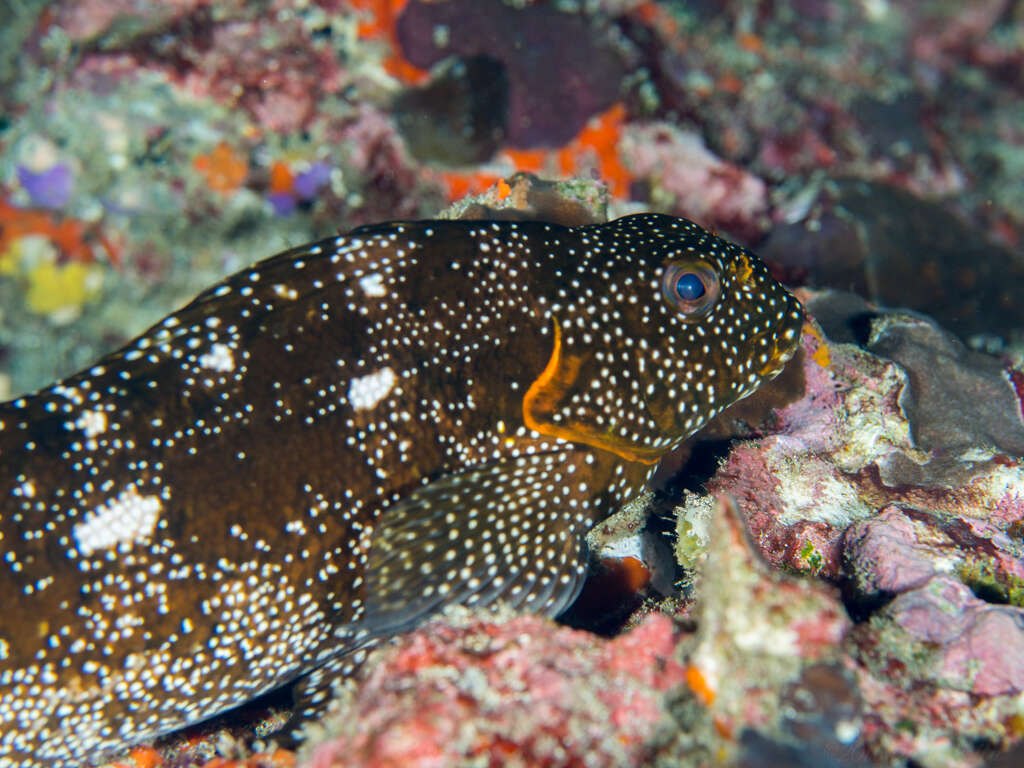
303;613;686;768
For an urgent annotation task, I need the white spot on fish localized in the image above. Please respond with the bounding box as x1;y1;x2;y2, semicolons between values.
75;410;107;438
72;484;163;556
348;367;396;411
359;273;387;297
273;283;299;300
198;343;235;373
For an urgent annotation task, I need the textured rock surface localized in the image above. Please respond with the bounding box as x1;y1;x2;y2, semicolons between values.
301;612;688;768
680;305;1024;766
866;313;1024;457
672;496;858;764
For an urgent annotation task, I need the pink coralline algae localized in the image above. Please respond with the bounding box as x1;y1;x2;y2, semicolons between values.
847;507;1024;700
52;0;201;42
65;3;347;134
171;17;346;134
303;612;687;768
325;104;439;225
706;308;1024;573
685;300;1024;765
871;577;1024;696
620;122;770;241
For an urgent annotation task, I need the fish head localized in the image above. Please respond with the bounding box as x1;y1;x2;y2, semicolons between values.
523;213;804;464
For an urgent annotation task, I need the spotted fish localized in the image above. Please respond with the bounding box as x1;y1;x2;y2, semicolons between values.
0;213;803;766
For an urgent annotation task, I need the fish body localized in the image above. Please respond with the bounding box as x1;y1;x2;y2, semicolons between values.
0;214;803;766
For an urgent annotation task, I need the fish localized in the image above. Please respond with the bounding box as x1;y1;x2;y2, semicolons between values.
0;213;803;766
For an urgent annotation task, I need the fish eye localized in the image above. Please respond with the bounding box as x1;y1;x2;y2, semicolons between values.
661;260;720;319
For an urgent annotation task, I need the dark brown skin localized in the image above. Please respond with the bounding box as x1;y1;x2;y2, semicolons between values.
0;214;803;766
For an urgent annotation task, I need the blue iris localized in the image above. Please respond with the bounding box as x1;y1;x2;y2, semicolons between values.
674;272;706;301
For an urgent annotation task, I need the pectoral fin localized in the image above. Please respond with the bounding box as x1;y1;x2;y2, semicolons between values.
362;451;593;636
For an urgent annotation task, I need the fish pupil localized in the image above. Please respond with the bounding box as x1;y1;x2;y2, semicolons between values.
674;272;706;301
662;260;719;318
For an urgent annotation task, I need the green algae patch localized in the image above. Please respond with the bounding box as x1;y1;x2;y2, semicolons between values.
798;540;825;575
957;559;1024;608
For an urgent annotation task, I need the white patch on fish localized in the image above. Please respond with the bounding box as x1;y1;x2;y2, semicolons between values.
73;484;163;556
349;367;397;411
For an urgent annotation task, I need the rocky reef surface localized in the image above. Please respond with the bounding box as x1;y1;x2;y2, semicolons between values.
1;1;1022;766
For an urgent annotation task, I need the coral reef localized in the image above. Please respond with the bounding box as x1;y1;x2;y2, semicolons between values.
302;611;687;768
4;0;1021;395
684;305;1024;766
670;496;858;764
2;1;1023;766
621;121;770;241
